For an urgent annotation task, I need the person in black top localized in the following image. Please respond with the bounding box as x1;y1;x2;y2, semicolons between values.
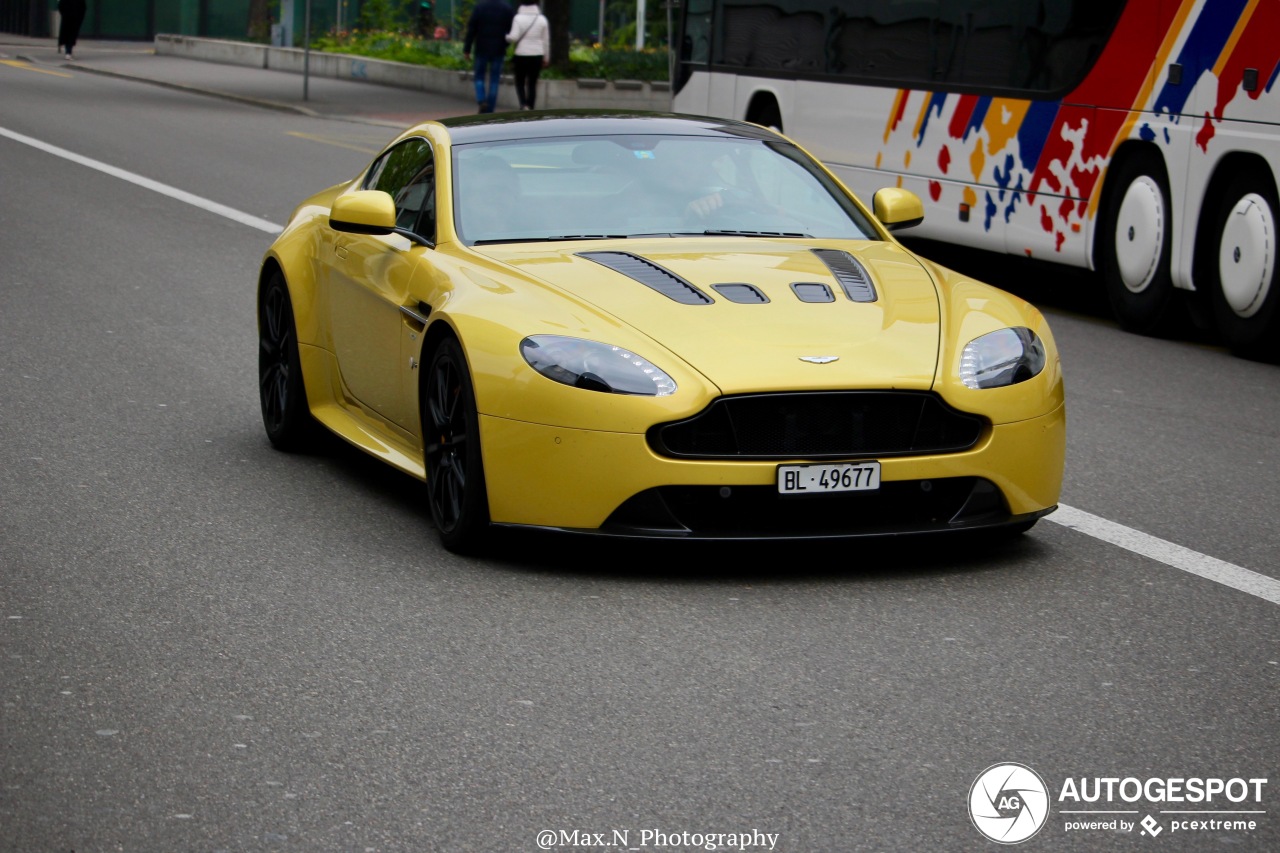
463;0;515;113
57;0;87;60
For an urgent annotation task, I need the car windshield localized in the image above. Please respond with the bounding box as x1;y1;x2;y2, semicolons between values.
451;134;879;245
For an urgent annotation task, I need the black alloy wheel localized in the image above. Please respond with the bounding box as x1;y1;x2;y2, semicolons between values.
424;337;490;552
258;271;319;450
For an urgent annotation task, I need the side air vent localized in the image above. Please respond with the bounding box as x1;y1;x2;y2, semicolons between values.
577;251;713;305
791;282;835;303
812;248;877;302
712;283;769;304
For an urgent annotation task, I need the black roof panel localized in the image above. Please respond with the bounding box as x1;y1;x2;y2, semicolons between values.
436;110;782;144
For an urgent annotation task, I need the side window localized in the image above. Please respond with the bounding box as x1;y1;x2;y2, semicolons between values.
681;0;712;64
676;0;713;91
717;0;827;73
715;0;1123;95
362;138;436;240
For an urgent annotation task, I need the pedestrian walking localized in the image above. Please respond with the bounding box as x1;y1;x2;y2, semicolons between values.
463;0;515;114
507;2;550;110
57;0;87;60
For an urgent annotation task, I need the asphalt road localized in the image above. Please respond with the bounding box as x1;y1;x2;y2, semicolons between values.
2;52;1278;852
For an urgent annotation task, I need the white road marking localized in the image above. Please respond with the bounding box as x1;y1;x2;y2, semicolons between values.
0;125;282;234
1050;504;1280;606
4;127;1278;606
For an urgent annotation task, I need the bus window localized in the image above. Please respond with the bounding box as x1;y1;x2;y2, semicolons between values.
716;0;826;73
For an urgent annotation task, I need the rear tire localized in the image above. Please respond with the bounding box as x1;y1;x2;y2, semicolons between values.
1206;172;1280;362
1098;151;1182;335
423;338;490;553
258;270;320;451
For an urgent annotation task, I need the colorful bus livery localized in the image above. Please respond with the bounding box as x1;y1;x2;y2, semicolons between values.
673;0;1280;358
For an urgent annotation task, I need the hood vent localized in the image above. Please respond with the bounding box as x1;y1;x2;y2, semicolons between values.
812;249;877;302
791;282;835;303
577;251;713;305
712;283;769;304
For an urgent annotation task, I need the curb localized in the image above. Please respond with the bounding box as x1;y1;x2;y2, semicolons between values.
15;53;413;127
51;61;324;118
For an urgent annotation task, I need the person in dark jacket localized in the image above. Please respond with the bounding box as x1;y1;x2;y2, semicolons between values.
57;0;87;61
463;0;515;113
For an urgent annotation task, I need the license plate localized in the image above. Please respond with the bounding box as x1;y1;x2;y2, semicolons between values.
777;461;881;494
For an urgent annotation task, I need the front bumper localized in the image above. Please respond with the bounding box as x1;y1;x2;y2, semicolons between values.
478;402;1065;538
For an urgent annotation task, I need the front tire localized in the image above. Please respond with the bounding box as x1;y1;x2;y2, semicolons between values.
423;338;490;553
1206;172;1280;361
1099;151;1181;335
258;270;320;451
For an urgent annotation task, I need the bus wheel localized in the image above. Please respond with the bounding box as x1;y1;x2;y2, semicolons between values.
1100;152;1180;335
1206;172;1280;361
746;95;782;133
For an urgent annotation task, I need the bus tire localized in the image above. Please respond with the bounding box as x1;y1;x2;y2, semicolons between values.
1099;151;1181;336
1206;171;1280;362
745;94;782;133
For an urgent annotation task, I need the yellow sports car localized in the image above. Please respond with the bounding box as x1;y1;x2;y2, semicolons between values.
258;112;1064;552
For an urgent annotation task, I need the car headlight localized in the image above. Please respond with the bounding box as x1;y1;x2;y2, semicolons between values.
959;327;1046;389
520;335;677;396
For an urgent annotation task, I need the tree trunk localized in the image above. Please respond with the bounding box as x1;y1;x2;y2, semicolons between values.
544;0;571;70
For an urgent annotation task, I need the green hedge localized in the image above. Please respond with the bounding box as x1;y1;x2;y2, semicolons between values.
311;30;669;81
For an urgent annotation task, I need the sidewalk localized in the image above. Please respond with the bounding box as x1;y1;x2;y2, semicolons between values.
0;35;476;126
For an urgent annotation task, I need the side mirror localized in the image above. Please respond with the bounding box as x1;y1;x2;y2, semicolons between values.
872;188;924;231
330;190;397;235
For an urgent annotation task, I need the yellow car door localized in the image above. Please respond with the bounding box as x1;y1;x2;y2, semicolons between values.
326;138;438;430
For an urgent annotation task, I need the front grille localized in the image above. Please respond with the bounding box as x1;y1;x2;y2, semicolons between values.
650;392;984;459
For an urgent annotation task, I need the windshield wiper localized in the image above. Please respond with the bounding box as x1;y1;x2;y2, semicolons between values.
472;234;631;245
696;229;811;238
542;234;631;241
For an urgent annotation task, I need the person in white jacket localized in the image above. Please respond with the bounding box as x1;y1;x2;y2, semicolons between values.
506;2;551;110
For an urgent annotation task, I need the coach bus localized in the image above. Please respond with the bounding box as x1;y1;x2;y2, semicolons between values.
672;0;1280;358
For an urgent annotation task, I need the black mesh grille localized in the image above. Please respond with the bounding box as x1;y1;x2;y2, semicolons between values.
650;392;984;459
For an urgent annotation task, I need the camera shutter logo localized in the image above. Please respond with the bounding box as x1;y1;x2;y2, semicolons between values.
969;763;1050;844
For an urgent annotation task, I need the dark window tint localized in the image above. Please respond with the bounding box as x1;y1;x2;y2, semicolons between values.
706;0;1124;94
682;0;714;64
676;0;715;91
363;138;436;239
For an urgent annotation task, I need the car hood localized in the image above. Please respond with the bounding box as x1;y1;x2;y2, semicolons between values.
476;239;942;394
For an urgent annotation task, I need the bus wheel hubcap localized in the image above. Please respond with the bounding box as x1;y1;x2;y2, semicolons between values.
1218;192;1276;319
1115;176;1164;293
